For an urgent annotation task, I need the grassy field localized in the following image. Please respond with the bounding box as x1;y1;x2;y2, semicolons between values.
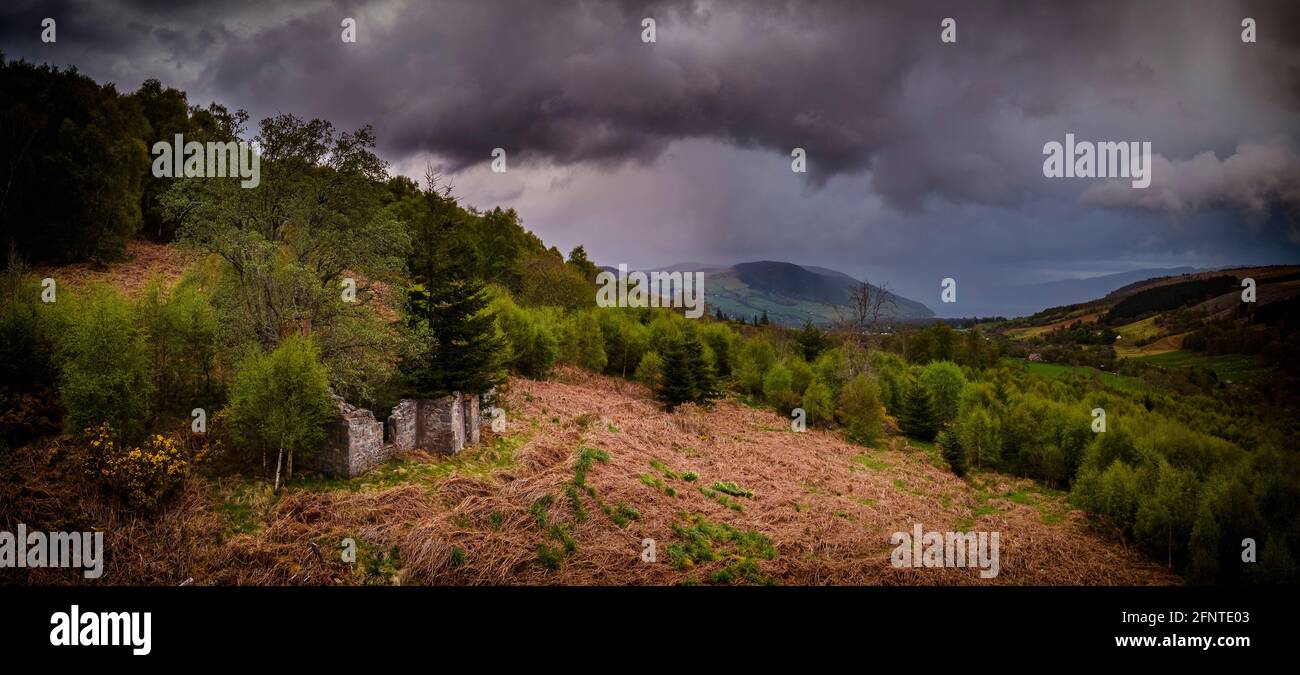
1113;315;1161;341
1016;360;1144;391
1134;350;1269;383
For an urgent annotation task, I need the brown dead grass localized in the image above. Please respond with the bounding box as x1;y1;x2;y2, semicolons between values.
0;366;1178;586
30;240;197;296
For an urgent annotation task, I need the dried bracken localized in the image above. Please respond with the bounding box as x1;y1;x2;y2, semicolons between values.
0;366;1177;586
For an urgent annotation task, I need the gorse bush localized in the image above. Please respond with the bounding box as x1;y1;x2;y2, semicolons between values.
91;426;192;511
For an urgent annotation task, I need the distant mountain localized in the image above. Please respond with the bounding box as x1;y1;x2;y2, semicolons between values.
962;267;1202;318
642;260;933;326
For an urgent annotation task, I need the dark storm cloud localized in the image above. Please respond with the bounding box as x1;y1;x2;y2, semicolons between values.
3;0;1299;313
6;0;1297;212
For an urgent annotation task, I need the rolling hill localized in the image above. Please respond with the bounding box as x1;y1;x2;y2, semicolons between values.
647;260;934;326
1000;264;1300;382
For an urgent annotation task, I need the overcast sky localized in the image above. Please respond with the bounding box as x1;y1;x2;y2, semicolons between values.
3;0;1299;311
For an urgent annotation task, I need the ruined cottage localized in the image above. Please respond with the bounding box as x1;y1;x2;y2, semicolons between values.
311;391;490;478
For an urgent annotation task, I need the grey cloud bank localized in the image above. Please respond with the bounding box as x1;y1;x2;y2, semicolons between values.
3;0;1298;315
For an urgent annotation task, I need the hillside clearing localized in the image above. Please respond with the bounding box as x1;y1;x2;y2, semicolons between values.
2;367;1177;586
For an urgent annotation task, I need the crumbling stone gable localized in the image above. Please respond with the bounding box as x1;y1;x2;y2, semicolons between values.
419;393;464;455
462;394;480;446
316;392;490;478
387;398;418;453
314;394;388;478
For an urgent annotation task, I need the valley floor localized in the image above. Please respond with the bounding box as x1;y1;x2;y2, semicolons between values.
1;367;1178;586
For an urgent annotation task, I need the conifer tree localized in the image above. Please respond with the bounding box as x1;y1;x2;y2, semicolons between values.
899;380;937;441
939;427;966;477
655;334;695;412
406;188;506;396
684;331;720;404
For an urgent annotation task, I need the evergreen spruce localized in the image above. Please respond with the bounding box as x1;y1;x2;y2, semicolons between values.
407;191;506;396
655;334;695;412
938;427;966;477
899;381;937;441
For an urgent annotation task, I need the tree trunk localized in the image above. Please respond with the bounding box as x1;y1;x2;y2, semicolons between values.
274;446;284;492
287;449;294;482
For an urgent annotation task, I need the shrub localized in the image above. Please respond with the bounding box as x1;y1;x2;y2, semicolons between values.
801;379;834;426
95;428;191;511
837;374;884;445
597;309;649;378
561;310;607;372
787;358;813;398
762;363;798;411
137;276;219;418
57;285;154;442
228;335;334;489
634;351;663;389
0;261;61;448
735;339;775;396
492;295;559;378
698;323;735;377
920;360;966;427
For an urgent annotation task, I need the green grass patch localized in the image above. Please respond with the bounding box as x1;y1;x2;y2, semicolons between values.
1136;350;1268;383
1019;360;1144;392
649;458;679;480
711;481;754;498
296;432;529;493
699;486;745;512
849;453;891;471
665;513;777;585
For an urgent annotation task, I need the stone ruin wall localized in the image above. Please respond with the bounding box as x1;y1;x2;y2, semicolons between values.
315;391;487;478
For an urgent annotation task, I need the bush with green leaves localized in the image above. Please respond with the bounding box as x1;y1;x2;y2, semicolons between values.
634;351;663;389
735;338;776;397
0;260;62;448
560;310;608;372
136;276;219;418
920;360;966;427
491;294;559;379
57;285;154;442
801;379;834;426
762;363;799;411
228;335;334;489
836;374;883;445
596;309;650;378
